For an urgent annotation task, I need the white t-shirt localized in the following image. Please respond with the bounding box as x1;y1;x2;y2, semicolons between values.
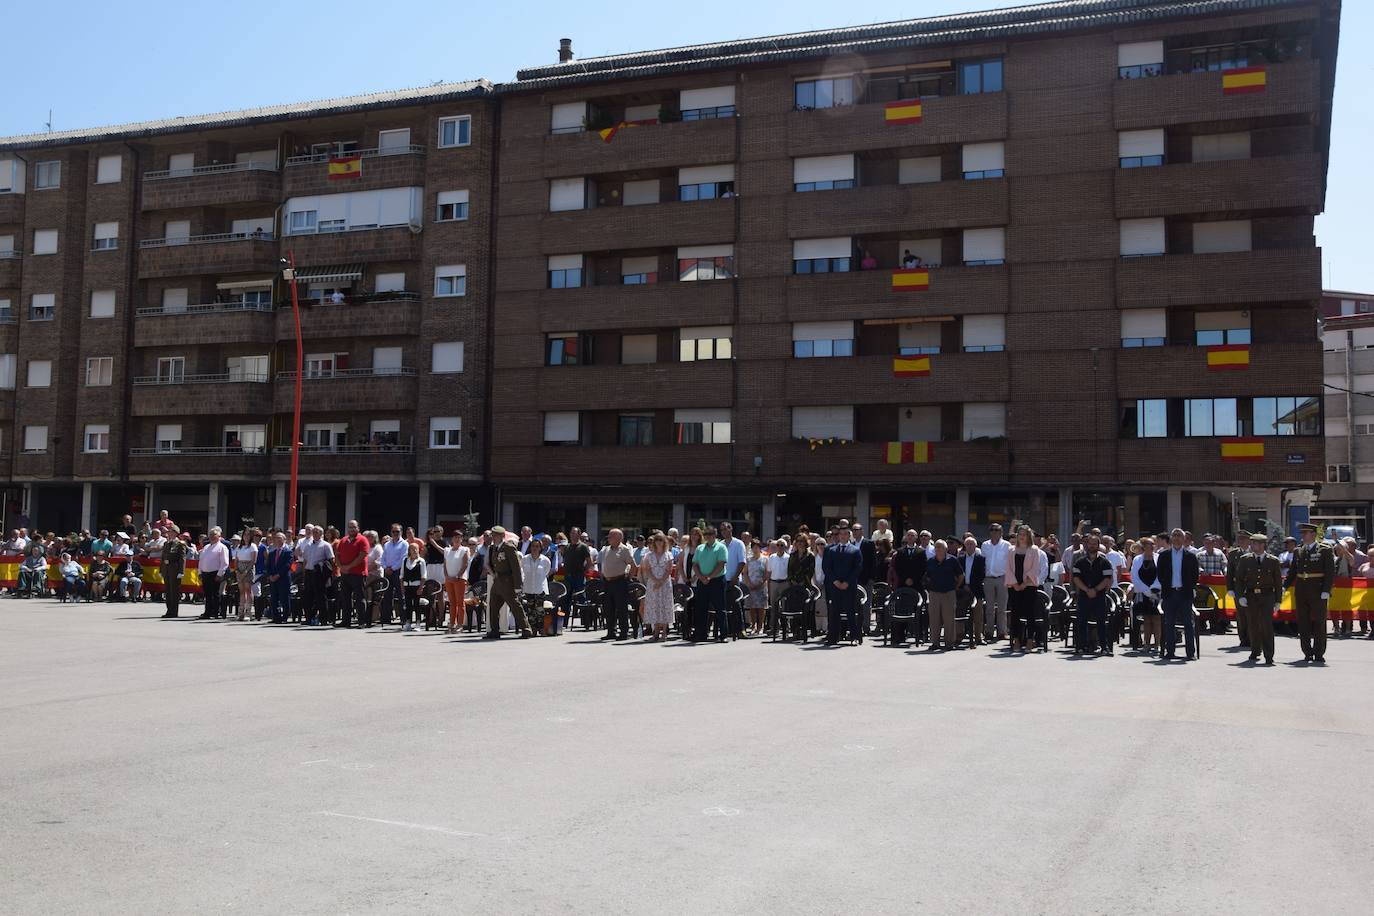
444;544;471;579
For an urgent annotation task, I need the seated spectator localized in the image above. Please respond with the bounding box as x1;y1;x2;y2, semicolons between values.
17;546;48;597
58;554;86;601
87;552;115;601
120;559;144;602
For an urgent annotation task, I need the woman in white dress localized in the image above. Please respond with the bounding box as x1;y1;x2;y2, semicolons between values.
640;531;675;641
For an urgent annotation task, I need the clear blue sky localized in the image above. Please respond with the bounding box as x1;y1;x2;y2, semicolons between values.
5;0;1369;291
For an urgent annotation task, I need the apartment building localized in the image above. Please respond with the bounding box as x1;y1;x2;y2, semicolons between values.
0;82;495;535
490;0;1341;541
1316;289;1374;536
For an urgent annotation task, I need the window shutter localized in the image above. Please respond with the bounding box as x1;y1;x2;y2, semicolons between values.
373;347;403;371
1193;220;1251;254
674;408;730;424
621;256;658;275
791;406;854;440
1121;309;1167;339
374;272;406;293
431;342;465;373
90;290;116;317
793;155;855;184
678;164;735;185
962;315;1006;348
544;412;579;442
793;237;851;260
963;403;1006;439
962;228;1005;262
1118;129;1164;158
677;244;733;260
1195;310;1249;332
961;142;1004;173
549;177;586;212
622;179;660;206
156;424;182;441
898;322;942;349
548;254;583;271
437;189;469;207
792;321;853;341
551;102;587;132
1192;132;1251;162
679;86;735;110
621;334;658;364
1117;41;1163;67
899;406;942;441
680;325;731;341
96;155;122;183
162;288;188;311
1119;218;1165;256
625;104;660;122
93;221;119;241
898;157;941;184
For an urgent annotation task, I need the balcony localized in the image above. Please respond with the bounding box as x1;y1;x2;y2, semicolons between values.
1116;436;1323;484
782;351;1010;403
283;225;420;264
540;197;735;254
1116;248;1322;309
1114;59;1321;131
543;117;736;177
0;192;22;224
133;301;275;347
785;265;1009;322
514;361;734;411
138;233;280;279
491;444;733;482
787;92;1007;158
527;279;734;333
271;444;416;478
1114;154;1323;219
130;373;272;417
141;162;282;211
1115;342;1321;399
775;438;1011;483
128;446;271;479
787;179;1007;238
275;292;421;340
283;146;427;197
0;251;18;287
273;367;418;412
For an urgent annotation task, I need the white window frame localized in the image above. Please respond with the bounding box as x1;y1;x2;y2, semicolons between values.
436;189;470;222
83;424;110;454
92;221;119;250
95;155;122;184
438;115;472;149
430;416;463;449
23;425;49;453
85;356;113;387
434;264;467;298
34;161;60;190
431;341;465;374
156;356;186;384
155;424;183;454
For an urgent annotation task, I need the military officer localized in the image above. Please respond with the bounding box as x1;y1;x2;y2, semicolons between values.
1226;532;1248;648
1232;531;1282;665
483;526;533;640
1283;522;1335;663
159;526;188;618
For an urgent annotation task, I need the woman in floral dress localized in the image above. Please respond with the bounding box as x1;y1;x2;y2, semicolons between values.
640;531;675;641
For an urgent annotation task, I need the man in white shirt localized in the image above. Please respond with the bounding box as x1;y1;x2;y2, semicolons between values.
765;539;792;633
1103;535;1127;587
301;526;335;626
196;527;231;620
981;523;1012;640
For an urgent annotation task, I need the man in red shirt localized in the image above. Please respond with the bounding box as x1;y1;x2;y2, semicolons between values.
335;519;371;628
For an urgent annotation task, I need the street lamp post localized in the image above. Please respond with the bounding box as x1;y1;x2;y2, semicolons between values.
282;253;304;533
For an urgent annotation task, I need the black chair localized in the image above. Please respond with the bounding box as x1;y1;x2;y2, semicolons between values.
672;583;695;639
886;587;922;646
719;584;745;640
628;580;646;637
578;578;605;631
1049;585;1072;644
774;585;811;643
418;579;444;629
464;579;487;632
868;581;892;637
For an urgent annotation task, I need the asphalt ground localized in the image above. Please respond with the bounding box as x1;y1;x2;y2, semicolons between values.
1;597;1371;915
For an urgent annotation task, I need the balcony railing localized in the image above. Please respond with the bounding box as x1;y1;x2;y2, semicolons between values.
283;222;418;238
129;446;269;456
135;301;275;318
285;145;426;166
279;291;420;308
131;372;271;386
0;248;19;258
0;313;15;324
139;230;276;249
275;366;416;382
271;444;415;455
144;161;280;181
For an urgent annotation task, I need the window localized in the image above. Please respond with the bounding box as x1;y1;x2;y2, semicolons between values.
678;164;735;200
32;229;57;255
794;76;854;110
1253;396;1321;437
377;128;411;152
963;403;1006;440
430;416;463;449
898;321;942;356
680;86;736;120
161;288;188;313
0;354;14;388
547;254;583;289
1193;132;1251;163
792;406;854;441
0;158;22;193
1184;398;1239;437
436;189;469;222
374;272;406;294
547;333;583;366
793;155;855;192
962;228;1005;266
284;187;421;235
26;360;52;388
1117;41;1163;79
223;425;266;453
1195;310;1250;346
1121;399;1169;438
434;264;467;297
155;424;182;454
962;315;1006;352
92;221;119;250
549;177;587;212
34;161;60;189
432;341;465;373
1184;42;1261;74
958;58;1003;94
621;179;659;206
23;426;48;453
438;115;472;148
621;256;658;285
369;420;401;448
84;424;110;453
95;155;121;184
793;237;852;274
897;406;942;442
544;411;580;446
0;235;13;256
618;414;655;447
157;356;186;383
226;355;269;382
674;409;732;444
288;210;317;234
30;293;55;321
677;244;734;281
1193;220;1251;255
85;356;113;386
1328;464;1352;483
303;424;347;451
0;299;9;321
551;101;588;134
304;353;338;378
793;321;855;358
371;347;402;376
961;142;1005;180
621;334;657;365
898;156;942;185
1122;309;1167;347
167;152;195;173
1120;218;1165;257
90;290;115;318
1119;129;1165;168
679;326;732;361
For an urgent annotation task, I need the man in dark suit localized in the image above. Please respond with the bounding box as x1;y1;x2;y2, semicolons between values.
958;535;987;646
822;520;863;645
1156;527;1200;661
262;531;294;624
889;529;928;644
852;522;877;635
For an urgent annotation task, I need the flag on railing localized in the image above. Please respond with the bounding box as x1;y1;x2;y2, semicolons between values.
1221;66;1266;95
327;155;362;180
1206;344;1250;370
892;356;931;378
1220;437;1265;462
892;268;930;292
884;99;923;125
598;118;658;143
884;441;933;465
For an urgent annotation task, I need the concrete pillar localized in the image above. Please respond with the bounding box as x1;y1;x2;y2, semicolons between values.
854;487;870;530
671;503;686;534
500;499;515;530
954;488;970;536
80;483;94;533
274;482;287;530
22;482;34;524
762;497;777;542
344;481;358;524
1123;492;1141;538
207;482;220;532
1166;487;1183;532
1191;491;1211;534
417;482;433;532
1265;487;1285;537
1058;487;1074;546
585;503;600;543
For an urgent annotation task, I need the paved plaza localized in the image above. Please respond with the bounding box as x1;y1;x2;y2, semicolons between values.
1;598;1371;915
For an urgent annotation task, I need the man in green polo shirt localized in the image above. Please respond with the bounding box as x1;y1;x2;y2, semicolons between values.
692;525;729;642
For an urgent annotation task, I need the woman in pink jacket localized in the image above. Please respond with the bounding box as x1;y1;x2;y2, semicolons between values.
1006;525;1047;652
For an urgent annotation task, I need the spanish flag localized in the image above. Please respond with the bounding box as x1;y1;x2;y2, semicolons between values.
1220;437;1265;463
893;356;931;378
598;118;657;143
884;441;934;465
1222;66;1266;96
884;99;923;125
327;155;362;180
1206;344;1250;371
892;268;930;292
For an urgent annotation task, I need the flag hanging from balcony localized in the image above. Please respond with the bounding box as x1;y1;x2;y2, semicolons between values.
884;99;923;125
1221;66;1266;95
892;268;930;292
1206;344;1250;371
1220;437;1265;463
598;118;658;143
327;155;362;180
884;441;933;465
892;356;932;378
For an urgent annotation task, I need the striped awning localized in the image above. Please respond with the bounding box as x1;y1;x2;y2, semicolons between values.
216;276;274;291
292;263;364;284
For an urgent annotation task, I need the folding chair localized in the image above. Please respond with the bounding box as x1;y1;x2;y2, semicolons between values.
672;583;694;639
868;581;892;638
885;587;921;646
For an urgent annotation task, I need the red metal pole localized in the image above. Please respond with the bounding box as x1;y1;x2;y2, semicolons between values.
287;250;303;534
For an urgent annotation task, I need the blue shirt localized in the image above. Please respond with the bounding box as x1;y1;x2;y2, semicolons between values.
381;539;408;572
722;537;746;580
926;555;963;593
1171;548;1183;589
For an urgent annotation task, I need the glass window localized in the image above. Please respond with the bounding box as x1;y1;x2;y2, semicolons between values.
1120;155;1165;168
959;59;1003;95
288;210;317;234
548;268;582;289
962;169;1005;181
1121;337;1166;348
794;179;855;192
437;200;468;221
679;180;735;200
438;116;472;148
430;417;463;449
1195;327;1250;346
793;338;854;358
546;334;580;366
1139;399;1168;438
793;257;851;274
794;77;853;110
618;414;655;447
677;256;733;281
35;161;60;189
675;421;732;444
679;336;732;362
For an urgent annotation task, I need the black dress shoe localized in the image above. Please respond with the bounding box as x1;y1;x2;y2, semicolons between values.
599;634;615;641
161;612;178;619
1247;654;1260;662
482;632;501;640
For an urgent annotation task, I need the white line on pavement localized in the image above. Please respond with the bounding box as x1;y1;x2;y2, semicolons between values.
318;811;487;838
